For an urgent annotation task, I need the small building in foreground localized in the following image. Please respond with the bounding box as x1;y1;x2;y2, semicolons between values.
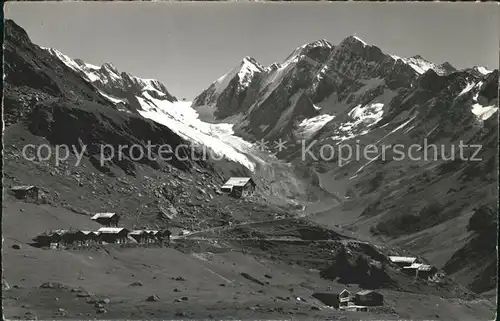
32;232;56;248
97;227;130;244
354;290;383;306
91;213;120;227
221;177;256;198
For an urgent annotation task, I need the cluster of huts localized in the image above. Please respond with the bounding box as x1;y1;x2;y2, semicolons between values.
32;212;171;249
388;256;437;279
313;289;384;311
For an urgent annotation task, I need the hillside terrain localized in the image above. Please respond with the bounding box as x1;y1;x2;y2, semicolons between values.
2;19;498;320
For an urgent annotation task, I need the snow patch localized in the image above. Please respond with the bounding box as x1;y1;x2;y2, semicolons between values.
295;114;335;140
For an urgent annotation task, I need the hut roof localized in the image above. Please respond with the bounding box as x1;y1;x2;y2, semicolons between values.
98;227;127;234
11;185;37;191
91;213;118;220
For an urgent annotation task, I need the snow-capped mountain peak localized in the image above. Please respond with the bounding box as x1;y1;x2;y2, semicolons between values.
390;54;454;76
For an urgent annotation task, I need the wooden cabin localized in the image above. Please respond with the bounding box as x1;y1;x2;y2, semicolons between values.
91;213;120;227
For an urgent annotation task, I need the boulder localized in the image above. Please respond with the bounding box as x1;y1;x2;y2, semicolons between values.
146;295;160;302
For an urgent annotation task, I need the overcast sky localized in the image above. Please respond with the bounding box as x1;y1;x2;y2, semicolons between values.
5;2;499;99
